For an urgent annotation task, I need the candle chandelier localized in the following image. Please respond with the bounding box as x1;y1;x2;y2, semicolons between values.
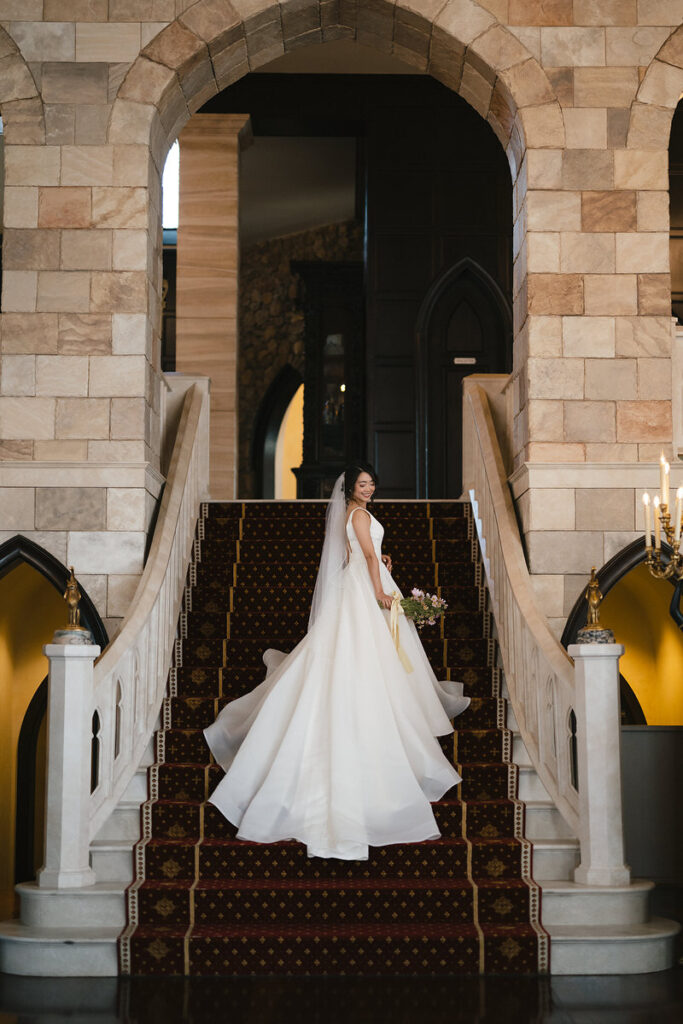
642;454;683;581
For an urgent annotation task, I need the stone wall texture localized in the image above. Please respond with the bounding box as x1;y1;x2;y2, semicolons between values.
238;219;363;497
0;0;681;632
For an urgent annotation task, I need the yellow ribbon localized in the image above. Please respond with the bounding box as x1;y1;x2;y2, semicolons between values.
389;592;413;674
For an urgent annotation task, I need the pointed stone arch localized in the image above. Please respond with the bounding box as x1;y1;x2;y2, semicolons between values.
629;24;683;150
0;24;44;142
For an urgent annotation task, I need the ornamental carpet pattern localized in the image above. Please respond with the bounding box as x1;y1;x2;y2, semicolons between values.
119;501;548;976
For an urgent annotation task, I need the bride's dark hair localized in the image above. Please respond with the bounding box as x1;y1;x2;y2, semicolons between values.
344;462;378;503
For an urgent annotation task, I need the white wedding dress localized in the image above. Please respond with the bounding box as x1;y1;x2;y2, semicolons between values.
204;504;471;861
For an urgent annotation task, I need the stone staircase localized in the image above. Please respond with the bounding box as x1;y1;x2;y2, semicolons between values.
0;499;677;976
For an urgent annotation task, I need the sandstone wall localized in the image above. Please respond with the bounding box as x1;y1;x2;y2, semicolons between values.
0;1;681;635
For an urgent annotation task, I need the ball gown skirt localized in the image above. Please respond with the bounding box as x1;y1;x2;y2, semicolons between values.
204;509;471;860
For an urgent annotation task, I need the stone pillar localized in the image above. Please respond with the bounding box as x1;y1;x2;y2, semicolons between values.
569;643;631;887
176;113;252;500
38;644;100;889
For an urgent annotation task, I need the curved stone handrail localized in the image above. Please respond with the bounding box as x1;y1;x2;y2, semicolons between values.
463;377;580;834
88;382;206;838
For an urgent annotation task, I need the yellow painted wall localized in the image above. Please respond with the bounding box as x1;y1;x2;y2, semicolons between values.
275;383;304;500
599;563;683;726
0;564;66;918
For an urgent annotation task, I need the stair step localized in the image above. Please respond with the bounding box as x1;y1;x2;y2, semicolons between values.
0;921;119;977
517;766;551;802
89;839;134;883
17;881;126;929
139;836;527;882
94;801;142;842
530;839;580;881
546;918;679;975
122;768;149;803
127;920;542;976
524;802;574;840
540;880;654;927
134;876;533;928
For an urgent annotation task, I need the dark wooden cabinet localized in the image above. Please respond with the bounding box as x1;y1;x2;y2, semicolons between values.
291;262;364;498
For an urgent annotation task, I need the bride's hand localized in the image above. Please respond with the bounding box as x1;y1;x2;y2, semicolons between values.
376;591;393;609
381;554;392;573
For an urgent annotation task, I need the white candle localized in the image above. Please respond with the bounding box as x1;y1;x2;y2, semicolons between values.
663;461;670;508
676;486;683;544
654;496;661;549
643;493;652;549
660;452;666;503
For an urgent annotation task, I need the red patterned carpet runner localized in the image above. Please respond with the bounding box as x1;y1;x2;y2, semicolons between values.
119;501;548;975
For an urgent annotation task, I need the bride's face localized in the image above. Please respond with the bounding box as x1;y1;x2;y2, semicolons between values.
353;472;376;504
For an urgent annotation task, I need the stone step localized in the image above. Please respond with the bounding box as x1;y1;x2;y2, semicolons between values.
0;921;119;977
17;882;126;930
540;880;654;927
517;765;551;802
94;801;142;842
523;801;575;841
122;768;149;803
547;918;680;975
512;731;531;766
89;839;134;884
530;838;580;881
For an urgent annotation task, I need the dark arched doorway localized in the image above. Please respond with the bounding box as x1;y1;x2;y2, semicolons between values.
416;258;512;498
251;364;304;499
0;536;108;890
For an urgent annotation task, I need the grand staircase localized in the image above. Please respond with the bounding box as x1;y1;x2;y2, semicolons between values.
119;500;549;975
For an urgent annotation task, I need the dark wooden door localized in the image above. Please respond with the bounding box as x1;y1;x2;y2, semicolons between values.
291;261;365;497
417;259;512;498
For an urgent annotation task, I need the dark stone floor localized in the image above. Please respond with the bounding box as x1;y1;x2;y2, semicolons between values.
0;968;682;1023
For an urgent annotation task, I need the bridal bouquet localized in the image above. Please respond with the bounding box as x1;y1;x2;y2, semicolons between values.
400;589;448;629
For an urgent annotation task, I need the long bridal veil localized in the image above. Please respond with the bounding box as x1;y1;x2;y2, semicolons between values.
307;471;347;630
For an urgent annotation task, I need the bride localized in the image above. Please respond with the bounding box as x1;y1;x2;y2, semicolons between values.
204;463;470;860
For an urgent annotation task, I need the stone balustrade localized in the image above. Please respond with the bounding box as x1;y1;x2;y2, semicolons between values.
463;375;630;886
38;378;208;884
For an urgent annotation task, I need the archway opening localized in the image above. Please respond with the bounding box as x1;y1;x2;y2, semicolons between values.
160;41;513;499
0;538;108;908
669;97;683;322
599;564;683;727
275;383;304;500
562;542;683;727
0;563;64;915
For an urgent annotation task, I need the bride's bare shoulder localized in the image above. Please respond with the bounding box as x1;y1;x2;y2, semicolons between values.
346;505;372;526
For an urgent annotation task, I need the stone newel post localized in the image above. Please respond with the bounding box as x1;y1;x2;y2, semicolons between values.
37;644;100;889
569;643;631;887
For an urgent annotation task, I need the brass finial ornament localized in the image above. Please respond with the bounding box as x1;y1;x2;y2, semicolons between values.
577;567;614;645
52;567;94;645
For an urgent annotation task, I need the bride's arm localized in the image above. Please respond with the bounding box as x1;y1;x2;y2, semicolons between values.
351;509;393;609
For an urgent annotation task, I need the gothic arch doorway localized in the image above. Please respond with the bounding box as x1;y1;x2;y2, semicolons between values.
416;258;512;498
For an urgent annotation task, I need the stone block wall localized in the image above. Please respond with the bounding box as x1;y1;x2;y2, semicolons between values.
0;0;681;635
238;219;363;496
